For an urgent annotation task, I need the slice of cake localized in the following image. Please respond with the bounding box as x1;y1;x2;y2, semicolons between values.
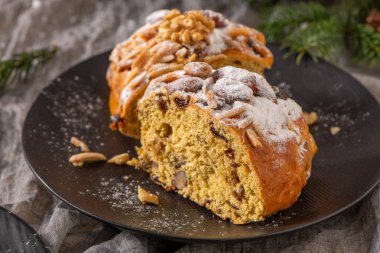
136;62;317;224
107;9;273;138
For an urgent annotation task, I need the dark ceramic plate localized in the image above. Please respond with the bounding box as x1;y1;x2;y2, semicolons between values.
0;206;48;253
22;45;380;242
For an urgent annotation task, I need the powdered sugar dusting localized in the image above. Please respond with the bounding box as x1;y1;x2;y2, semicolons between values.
206;28;228;54
213;66;276;99
237;98;298;144
143;63;302;147
277;98;302;120
213;78;253;104
120;86;133;104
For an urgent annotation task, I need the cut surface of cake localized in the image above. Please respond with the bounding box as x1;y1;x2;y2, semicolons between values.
107;9;273;138
137;62;317;224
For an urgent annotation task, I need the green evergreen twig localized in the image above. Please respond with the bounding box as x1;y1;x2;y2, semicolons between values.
0;47;58;90
260;1;380;66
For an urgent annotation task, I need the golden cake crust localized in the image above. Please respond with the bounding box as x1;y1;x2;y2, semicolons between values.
137;62;317;223
107;9;273;138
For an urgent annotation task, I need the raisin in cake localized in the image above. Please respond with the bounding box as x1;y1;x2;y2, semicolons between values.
107;9;273;138
137;62;317;224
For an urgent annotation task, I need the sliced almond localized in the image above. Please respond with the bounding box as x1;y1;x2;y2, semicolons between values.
128;71;148;89
206;90;218;109
159;54;175;63
216;106;247;120
287;116;296;131
202;77;213;96
246;129;262;148
303;111;318;125
108;153;130;165
175;47;188;58
138;186;159;205
237;116;252;129
70;137;90;152
330;126;341;135
69;152;107;167
126;157;142;168
117;59;133;71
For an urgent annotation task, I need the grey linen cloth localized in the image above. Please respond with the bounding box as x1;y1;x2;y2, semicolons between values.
0;0;379;252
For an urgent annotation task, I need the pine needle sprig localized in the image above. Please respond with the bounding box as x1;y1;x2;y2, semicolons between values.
261;2;330;42
0;47;59;90
259;1;380;66
282;17;343;64
347;23;380;66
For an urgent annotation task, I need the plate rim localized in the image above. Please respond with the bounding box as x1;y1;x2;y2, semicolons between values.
0;205;49;252
22;48;380;242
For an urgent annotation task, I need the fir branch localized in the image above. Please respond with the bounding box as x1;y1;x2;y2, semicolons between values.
0;47;58;90
347;23;380;66
261;2;330;42
282;17;343;64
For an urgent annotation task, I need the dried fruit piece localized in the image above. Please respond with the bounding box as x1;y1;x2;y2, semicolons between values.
108;153;130;165
138;186;159;205
173;96;189;108
70;137;90;152
69;152;107;167
173;171;187;189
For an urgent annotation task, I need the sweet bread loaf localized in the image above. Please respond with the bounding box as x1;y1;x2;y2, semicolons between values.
107;9;273;138
137;62;317;224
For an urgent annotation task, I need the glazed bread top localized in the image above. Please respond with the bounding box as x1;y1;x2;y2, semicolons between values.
140;62;317;215
107;9;273;133
143;62;302;150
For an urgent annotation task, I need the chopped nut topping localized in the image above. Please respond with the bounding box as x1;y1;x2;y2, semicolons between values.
246;129;262;148
138;186;159;205
156;11;214;45
70;137;90;152
69;152;107;167
215;106;247;120
108;153;130;165
330;126;341;135
122;175;130;181
303;111;318;125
